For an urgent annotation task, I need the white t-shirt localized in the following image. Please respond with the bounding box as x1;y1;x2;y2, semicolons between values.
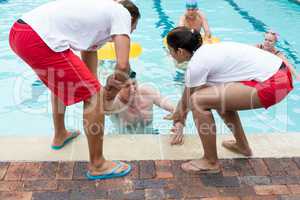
185;42;283;88
22;0;131;52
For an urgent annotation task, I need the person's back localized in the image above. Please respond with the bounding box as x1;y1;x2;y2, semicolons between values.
22;0;131;51
255;31;300;81
186;42;283;87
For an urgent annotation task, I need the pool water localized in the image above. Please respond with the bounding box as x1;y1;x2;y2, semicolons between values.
0;0;299;136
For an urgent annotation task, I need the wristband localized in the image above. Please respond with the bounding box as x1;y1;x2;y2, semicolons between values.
128;68;136;79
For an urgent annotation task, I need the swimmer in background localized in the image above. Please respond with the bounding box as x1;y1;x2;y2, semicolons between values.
173;0;212;83
256;31;300;81
178;0;211;39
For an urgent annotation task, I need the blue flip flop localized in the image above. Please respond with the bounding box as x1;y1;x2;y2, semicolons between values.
86;161;132;180
51;130;80;150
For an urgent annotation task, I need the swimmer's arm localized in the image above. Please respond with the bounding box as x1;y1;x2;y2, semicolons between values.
80;51;98;77
152;89;175;113
103;95;124;115
103;97;117;114
198;10;211;38
277;53;299;80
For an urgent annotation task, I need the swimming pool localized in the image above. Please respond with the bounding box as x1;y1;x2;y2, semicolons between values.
0;0;299;136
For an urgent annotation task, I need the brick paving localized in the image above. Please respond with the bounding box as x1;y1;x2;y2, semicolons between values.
0;158;300;199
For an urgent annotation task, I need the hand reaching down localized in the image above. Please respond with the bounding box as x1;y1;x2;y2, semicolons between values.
170;122;184;145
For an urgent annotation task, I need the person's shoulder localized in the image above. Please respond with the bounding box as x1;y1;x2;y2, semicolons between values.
195;43;214;53
139;84;156;94
197;10;206;17
190;44;222;64
139;85;161;100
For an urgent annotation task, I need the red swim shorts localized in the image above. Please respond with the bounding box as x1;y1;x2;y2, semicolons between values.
9;21;101;106
240;63;293;109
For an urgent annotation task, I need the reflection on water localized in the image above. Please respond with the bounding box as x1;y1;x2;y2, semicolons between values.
0;0;8;4
31;80;46;100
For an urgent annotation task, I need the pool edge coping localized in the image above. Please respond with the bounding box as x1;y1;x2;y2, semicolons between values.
0;132;300;161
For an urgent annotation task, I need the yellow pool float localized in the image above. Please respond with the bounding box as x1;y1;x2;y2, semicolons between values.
98;42;142;60
163;35;220;48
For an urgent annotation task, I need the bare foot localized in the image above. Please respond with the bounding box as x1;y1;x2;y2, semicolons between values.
88;160;129;176
52;130;80;147
181;159;220;174
222;140;252;156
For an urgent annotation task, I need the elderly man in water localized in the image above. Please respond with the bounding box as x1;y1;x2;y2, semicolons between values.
104;76;184;145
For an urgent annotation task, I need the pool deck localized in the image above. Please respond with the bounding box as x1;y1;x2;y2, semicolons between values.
1;133;300;199
1;133;300;161
1;158;300;199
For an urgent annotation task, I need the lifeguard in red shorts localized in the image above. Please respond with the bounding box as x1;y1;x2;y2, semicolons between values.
9;0;140;180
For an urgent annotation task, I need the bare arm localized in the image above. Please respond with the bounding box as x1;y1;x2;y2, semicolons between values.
105;34;131;100
80;51;98;77
112;34;131;78
168;86;194;145
172;86;194;125
103;74;128;113
104;96;124;115
150;88;175;113
198;10;211;38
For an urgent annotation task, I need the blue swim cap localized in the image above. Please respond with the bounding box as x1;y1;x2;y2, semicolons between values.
186;0;198;9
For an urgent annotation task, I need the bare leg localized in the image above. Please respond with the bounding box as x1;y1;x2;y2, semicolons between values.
217;110;252;156
51;94;72;146
81;51;128;175
181;106;220;172
84;90;128;175
181;83;262;172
